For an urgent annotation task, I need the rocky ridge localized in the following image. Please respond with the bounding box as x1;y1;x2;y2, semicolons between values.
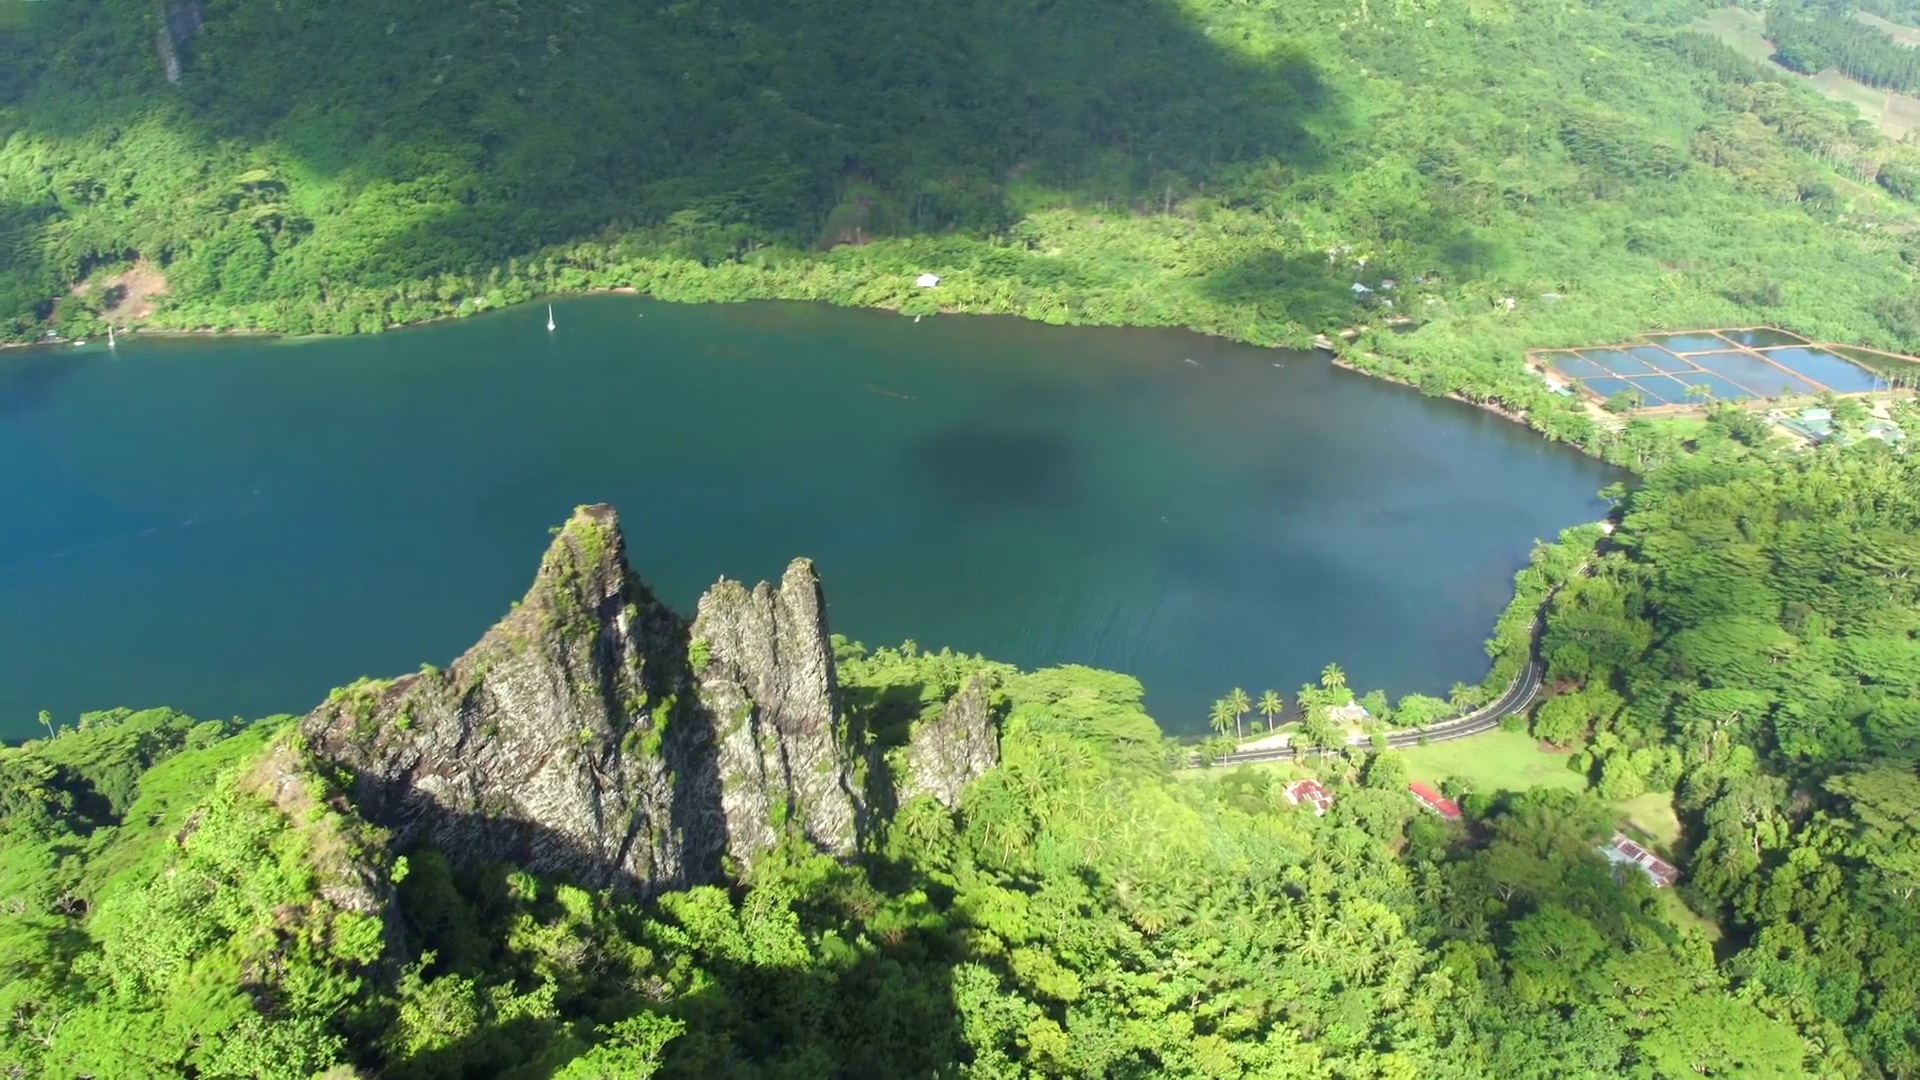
300;504;996;893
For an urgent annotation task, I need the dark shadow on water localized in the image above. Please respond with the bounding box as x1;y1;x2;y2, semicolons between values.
0;348;93;419
911;424;1083;517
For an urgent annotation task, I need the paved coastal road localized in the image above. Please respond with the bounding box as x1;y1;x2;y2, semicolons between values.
1201;581;1569;769
1207;644;1542;766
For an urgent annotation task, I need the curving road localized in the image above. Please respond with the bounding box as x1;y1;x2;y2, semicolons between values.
1198;579;1571;769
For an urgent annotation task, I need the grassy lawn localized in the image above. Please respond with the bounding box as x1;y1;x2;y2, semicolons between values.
1614;791;1683;849
1656;888;1723;943
1400;730;1685;846
1397;728;1586;794
1646;415;1712;440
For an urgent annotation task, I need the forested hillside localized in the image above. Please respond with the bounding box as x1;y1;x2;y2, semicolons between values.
6;0;1920;399
1532;419;1920;1076
0;654;1842;1078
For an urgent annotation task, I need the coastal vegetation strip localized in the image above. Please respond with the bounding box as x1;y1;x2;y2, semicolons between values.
1197;523;1601;766
8;0;1920;485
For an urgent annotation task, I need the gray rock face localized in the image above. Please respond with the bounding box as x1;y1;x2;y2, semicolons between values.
691;561;864;867
897;676;999;808
299;505;863;893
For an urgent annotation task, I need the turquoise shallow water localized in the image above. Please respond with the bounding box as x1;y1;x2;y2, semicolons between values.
0;297;1618;737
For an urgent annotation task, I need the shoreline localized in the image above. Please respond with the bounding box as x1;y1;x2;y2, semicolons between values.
1328;354;1538;430
6;283;1615;461
0;286;653;354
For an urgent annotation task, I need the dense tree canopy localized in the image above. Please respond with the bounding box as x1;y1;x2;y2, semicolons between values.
0;660;1858;1078
1532;406;1920;1075
5;0;1920;427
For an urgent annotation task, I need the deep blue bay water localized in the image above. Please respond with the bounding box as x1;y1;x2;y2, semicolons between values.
0;297;1619;737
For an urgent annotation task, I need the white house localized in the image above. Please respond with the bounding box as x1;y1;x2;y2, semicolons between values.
1328;703;1373;724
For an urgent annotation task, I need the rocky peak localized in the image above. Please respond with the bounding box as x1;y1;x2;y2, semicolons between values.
299;504;995;893
301;505;694;892
302;505;846;894
690;560;864;865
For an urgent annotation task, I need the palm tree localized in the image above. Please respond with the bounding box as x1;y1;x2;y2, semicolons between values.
1448;681;1477;711
1258;689;1284;731
1228;687;1252;738
1320;662;1347;696
1297;683;1322;721
1209;698;1236;741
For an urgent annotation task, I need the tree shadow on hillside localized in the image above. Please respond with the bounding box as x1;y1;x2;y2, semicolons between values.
368;813;971;1079
7;0;1344;290
1197;220;1511;331
1199;250;1364;330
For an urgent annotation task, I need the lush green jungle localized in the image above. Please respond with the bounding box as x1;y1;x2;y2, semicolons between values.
6;0;1920;1076
3;406;1919;1079
7;0;1920;463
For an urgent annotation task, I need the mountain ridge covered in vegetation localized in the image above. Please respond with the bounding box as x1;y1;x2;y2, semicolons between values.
7;0;1920;391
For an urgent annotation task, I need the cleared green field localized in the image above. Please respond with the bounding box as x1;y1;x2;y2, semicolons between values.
1614;791;1683;848
1692;6;1920;138
1694;6;1776;62
1397;728;1587;793
1855;9;1920;44
1200;728;1690;869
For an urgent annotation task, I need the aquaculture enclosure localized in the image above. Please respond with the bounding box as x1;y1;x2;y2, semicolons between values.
1531;328;1918;408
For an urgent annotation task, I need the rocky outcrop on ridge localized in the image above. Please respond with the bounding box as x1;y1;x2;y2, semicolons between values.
301;505;705;892
300;503;994;893
691;560;865;866
299;504;848;893
896;676;998;809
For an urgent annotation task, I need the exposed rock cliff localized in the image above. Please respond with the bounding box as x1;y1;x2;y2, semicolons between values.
896;675;998;809
302;505;704;892
301;503;997;893
690;561;864;865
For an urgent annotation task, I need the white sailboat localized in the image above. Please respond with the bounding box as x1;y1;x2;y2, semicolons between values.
108;325;116;349
546;304;556;332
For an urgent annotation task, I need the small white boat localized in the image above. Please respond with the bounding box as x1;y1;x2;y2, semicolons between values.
108;325;117;349
546;304;556;332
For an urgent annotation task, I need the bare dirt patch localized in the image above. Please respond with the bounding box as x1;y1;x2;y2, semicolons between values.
74;260;169;322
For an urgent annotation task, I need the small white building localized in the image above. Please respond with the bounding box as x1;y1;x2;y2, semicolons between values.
1328;703;1373;725
1599;833;1680;888
915;273;940;288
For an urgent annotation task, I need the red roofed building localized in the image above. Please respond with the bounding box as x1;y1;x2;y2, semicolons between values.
1408;782;1461;820
1284;779;1335;816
